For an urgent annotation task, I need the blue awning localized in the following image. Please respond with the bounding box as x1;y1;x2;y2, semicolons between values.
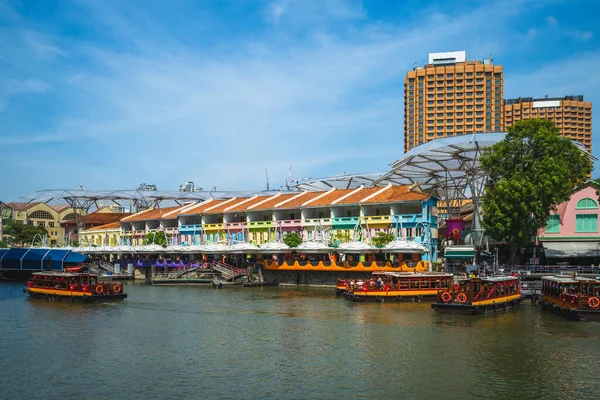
0;248;88;271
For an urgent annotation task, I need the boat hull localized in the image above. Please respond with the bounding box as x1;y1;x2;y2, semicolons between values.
540;299;600;322
343;290;438;302
26;289;127;303
432;296;523;315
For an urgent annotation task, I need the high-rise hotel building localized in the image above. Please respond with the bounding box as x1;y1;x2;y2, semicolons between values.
404;51;504;152
504;95;592;152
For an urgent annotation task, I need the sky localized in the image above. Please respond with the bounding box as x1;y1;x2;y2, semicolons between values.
1;0;599;201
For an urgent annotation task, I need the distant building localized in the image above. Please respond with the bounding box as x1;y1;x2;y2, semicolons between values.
504;95;592;152
2;202;83;246
138;183;157;191
404;50;504;152
179;181;202;192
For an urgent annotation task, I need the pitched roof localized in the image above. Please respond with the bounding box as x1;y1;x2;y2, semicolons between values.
249;193;300;211
362;185;430;203
6;202;39;211
226;195;273;212
122;206;180;222
334;187;384;205
179;199;223;216
280;192;323;209
64;211;131;225
303;189;356;207
49;204;70;212
85;221;121;231
205;197;253;214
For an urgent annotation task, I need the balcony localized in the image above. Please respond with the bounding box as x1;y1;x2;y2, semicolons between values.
202;223;223;231
392;214;426;224
226;222;246;231
179;224;202;233
248;221;274;228
277;219;302;229
363;215;392;225
303;218;332;226
332;217;359;228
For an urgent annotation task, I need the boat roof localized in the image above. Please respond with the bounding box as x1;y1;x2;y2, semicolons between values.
459;275;519;283
541;275;598;283
371;271;454;278
31;271;99;278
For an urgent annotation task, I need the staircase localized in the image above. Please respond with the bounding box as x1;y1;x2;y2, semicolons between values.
210;260;245;281
97;260;116;274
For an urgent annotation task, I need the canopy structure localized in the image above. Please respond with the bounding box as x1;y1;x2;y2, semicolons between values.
26;188;268;212
336;241;378;253
259;241;291;254
292;172;387;192
0;247;88;271
542;241;600;258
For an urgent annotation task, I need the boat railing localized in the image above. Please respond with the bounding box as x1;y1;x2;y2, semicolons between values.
506;265;600;274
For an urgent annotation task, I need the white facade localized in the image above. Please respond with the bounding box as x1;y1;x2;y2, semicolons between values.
428;51;466;65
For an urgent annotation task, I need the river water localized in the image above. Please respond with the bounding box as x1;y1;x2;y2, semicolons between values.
0;281;598;400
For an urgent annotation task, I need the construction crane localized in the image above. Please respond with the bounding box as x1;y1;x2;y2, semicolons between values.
265;168;270;191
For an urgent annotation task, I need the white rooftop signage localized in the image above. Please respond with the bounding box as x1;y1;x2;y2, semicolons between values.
428;51;466;65
533;100;560;108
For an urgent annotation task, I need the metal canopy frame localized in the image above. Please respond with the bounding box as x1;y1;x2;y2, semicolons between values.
23;189;270;236
292;171;387;192
374;133;508;221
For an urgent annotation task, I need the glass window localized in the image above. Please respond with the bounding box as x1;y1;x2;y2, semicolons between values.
576;214;598;232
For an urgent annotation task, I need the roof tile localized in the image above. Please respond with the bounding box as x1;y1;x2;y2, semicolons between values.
334;187;383;205
227;195;273;212
280;192;322;209
304;189;355;207
362;185;430;203
250;193;300;211
205;197;253;214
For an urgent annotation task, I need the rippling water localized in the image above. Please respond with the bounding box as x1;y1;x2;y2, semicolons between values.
1;282;599;400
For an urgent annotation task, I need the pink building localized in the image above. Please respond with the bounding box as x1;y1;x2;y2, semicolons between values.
538;181;600;262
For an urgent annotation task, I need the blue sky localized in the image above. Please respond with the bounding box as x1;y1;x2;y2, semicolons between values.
1;0;598;201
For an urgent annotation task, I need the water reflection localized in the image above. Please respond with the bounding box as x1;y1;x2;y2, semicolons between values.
1;282;599;400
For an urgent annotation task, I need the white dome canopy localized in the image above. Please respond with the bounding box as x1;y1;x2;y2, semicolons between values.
337;241;377;253
296;241;331;253
383;239;428;254
259;241;291;253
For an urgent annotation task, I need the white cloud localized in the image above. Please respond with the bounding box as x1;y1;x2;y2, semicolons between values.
2;0;599;195
568;30;593;41
545;15;558;27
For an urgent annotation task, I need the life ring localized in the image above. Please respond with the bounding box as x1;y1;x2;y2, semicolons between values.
95;285;104;294
588;296;600;309
457;293;467;304
441;292;452;303
114;284;122;294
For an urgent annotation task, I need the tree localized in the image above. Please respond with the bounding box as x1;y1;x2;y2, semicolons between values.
329;230;351;247
480;119;592;264
283;232;302;248
2;221;48;246
372;231;395;248
143;231;168;246
0;240;7;248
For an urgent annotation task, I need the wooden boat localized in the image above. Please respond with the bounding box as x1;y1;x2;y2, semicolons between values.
539;275;600;321
341;272;454;302
25;271;127;303
431;276;522;315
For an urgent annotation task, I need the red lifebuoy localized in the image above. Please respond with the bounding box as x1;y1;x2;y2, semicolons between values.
441;292;452;303
95;285;104;294
457;293;467;304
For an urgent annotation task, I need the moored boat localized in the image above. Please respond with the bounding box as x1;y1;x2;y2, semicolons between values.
539;275;600;321
431;275;522;315
342;272;454;302
25;271;127;303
